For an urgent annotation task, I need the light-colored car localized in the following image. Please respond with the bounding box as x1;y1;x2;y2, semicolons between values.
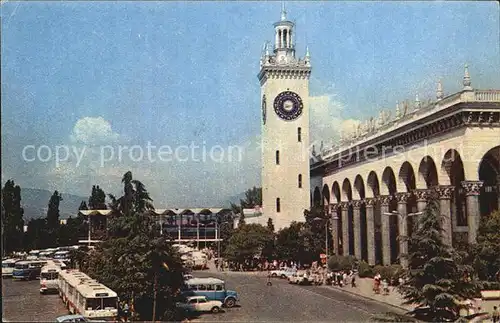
176;295;223;313
55;314;107;322
270;267;296;279
288;270;309;285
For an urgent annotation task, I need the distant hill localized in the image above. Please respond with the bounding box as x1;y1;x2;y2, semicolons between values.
20;188;87;220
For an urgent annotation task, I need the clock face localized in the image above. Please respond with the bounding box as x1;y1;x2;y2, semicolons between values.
262;95;266;125
273;91;303;121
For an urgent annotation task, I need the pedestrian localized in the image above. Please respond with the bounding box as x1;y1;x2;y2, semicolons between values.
492;306;499;323
351;275;356;288
382;279;389;295
374;273;381;294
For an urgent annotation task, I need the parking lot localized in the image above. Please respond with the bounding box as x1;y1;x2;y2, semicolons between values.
2;278;68;322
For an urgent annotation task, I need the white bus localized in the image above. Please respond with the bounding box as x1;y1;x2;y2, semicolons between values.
40;261;66;294
53;250;70;262
58;269;118;320
2;259;19;277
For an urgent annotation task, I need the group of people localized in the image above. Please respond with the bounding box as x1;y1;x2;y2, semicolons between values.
373;273;390;295
327;270;356;287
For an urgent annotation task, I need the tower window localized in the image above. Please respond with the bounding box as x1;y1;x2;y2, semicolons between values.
276;198;281;213
298;127;302;142
276;150;280;165
298;174;302;188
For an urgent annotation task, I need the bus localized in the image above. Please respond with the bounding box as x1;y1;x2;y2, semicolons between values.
182;277;239;308
2;258;20;277
40;261;65;294
53;250;70;262
12;260;47;280
58;269;118;321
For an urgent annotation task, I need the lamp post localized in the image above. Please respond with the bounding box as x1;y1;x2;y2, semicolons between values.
383;210;423;268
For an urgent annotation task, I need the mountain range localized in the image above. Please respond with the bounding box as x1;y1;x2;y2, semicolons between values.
19;187;244;220
20;188;86;220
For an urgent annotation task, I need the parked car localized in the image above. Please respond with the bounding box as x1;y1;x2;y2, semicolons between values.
270;267;296;279
55;314;107;322
176;295;223;313
288;270;309;285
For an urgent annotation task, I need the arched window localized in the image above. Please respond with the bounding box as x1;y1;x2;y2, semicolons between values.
298;174;302;188
276;150;280;165
297;127;302;142
276;198;281;213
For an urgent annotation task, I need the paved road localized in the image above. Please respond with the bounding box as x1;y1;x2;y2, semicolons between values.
2;278;68;322
192;270;406;322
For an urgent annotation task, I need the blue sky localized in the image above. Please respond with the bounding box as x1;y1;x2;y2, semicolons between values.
2;1;499;208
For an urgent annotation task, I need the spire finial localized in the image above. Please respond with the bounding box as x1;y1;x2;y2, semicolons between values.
281;1;287;21
265;41;270;56
415;93;421;110
395;101;401;119
436;79;443;100
463;63;472;91
306;46;310;57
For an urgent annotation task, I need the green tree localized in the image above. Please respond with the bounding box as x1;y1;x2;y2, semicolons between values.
46;190;63;247
86;171;184;321
217;210;234;256
275;222;306;262
267;217;275;232
237;209;246;227
24;218;48;250
398;196;478;320
88;185;107;210
79;200;88;210
472;210;500;281
239;186;262;208
224;223;273;264
1;180;25;255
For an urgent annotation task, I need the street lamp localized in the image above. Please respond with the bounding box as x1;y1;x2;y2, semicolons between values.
383;210;423;267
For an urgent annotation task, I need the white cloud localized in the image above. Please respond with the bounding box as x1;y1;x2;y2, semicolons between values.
70;116;120;145
309;94;362;148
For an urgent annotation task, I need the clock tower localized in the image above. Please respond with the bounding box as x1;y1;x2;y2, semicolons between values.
258;4;312;231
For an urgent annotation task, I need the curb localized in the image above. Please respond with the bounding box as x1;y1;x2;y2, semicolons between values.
324;285;412;313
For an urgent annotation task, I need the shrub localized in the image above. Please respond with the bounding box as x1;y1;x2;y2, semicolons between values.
328;255;357;271
358;261;374;278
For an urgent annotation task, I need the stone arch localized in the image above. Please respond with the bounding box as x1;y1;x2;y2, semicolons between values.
313;187;321;207
381;167;397;196
322;184;331;206
332;181;341;203
366;171;380;198
479;145;500;216
417;156;439;189
398;161;416;192
342;178;353;202
354;175;366;200
441;149;467;227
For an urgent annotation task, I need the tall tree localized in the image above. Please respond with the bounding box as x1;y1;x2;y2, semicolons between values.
239;187;262;208
1;180;25;255
267;217;275;232
86;171;184;321
398;196;478;320
46;190;63;247
23;218;48;250
472;210;500;281
237;209;246;227
88;185;107;210
261;218;276;260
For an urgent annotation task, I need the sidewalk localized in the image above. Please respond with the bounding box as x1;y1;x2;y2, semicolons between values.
326;276;414;312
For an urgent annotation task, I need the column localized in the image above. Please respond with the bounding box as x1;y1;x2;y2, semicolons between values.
462;181;484;243
365;198;376;266
352;201;362;260
286;29;290;48
396;193;410;268
379;195;392;266
330;204;340;255
275;29;280;48
415;189;429;213
436;186;454;246
341;202;349;256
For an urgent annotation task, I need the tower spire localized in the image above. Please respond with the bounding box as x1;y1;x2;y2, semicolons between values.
281;1;287;21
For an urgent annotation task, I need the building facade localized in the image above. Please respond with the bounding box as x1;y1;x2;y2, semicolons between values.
259;6;312;231
310;71;500;267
